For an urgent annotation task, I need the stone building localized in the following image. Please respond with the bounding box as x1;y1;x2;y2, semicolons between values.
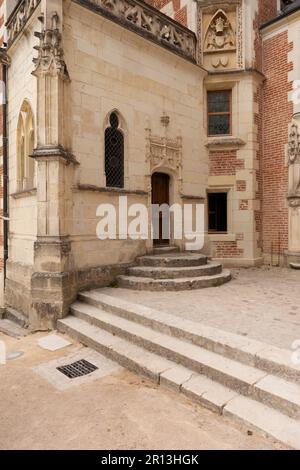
0;0;299;329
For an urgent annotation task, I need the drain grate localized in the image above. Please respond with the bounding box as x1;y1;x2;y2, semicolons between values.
57;359;98;379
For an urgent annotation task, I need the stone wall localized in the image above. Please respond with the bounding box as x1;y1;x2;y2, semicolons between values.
65;0;206;270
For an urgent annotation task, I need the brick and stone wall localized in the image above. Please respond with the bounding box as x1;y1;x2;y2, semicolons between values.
261;30;293;262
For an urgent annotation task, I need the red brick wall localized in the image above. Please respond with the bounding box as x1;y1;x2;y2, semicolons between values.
209;150;244;177
262;30;293;258
209;150;245;258
150;0;188;27
253;0;278;71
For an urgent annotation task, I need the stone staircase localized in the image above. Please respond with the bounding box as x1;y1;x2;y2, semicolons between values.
58;290;300;449
117;246;231;291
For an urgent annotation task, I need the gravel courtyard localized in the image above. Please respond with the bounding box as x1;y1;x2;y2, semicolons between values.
102;267;300;350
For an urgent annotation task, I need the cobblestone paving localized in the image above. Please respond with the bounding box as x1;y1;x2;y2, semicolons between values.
103;267;300;349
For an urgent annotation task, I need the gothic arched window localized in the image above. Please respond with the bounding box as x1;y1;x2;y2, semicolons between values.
17;100;35;191
105;112;124;188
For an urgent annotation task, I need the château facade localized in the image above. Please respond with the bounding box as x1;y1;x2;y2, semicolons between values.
0;0;299;329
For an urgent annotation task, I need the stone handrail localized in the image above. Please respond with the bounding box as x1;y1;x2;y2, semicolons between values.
6;0;41;46
74;0;197;62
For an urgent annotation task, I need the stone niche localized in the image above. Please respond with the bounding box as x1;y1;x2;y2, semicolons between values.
199;2;242;70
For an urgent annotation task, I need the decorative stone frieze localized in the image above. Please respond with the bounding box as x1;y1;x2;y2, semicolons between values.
7;0;41;47
74;0;196;62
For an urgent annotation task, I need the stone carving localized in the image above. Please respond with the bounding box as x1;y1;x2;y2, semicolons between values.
287;121;300;204
236;3;243;69
7;0;41;46
78;0;196;61
32;12;69;78
204;10;236;52
198;2;243;70
287;122;300;165
146;131;182;176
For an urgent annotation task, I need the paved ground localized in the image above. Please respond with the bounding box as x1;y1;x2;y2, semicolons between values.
102;267;300;350
0;332;286;450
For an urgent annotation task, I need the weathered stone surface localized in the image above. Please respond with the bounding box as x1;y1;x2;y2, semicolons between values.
128;262;223;279
224;396;300;450
117;270;232;291
57;303;300;448
78;290;300;382
137;253;208;268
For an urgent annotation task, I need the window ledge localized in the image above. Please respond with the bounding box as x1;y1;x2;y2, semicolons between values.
74;184;148;196
206;137;246;150
208;233;236;242
11;188;37;199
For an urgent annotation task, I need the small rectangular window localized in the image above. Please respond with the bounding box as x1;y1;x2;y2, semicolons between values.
208;192;228;233
207;90;231;136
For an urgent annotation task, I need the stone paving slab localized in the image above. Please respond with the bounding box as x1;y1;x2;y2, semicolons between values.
101;267;300;349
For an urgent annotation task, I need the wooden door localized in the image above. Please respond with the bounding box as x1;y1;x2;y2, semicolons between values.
151;173;170;246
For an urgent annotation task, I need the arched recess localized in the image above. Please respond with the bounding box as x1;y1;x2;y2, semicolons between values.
16;100;35;191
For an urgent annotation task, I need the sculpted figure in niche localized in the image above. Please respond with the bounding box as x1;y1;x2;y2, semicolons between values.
205;10;236;51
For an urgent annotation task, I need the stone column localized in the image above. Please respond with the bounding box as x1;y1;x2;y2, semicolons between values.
286;120;300;266
30;2;78;329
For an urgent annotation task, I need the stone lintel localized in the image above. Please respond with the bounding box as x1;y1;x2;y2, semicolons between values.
206;137;246;150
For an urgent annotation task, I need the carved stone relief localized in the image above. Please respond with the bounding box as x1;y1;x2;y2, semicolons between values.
204;10;236;52
146;129;183;192
197;2;243;70
287;121;300;205
7;0;41;46
32;12;69;79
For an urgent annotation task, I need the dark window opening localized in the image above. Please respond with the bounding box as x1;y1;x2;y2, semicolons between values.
105;112;124;188
208;192;228;233
207;90;231;136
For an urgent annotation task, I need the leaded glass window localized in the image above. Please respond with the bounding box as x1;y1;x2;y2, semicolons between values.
105;112;124;188
207;90;231;136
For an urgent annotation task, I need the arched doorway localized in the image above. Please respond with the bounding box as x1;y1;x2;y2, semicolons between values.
151;172;170;246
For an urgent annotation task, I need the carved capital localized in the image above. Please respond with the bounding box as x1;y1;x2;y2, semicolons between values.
32;12;69;79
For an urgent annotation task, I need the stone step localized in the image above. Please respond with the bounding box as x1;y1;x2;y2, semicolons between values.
68;301;300;420
78;291;300;383
137;253;208;268
117;270;231;291
5;307;28;328
152;246;179;255
128;261;223;279
290;263;300;270
0;319;28;338
57;315;300;449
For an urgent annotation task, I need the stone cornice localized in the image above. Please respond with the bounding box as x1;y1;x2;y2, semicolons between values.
73;0;197;63
32;146;80;165
6;0;41;47
75;184;148;196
